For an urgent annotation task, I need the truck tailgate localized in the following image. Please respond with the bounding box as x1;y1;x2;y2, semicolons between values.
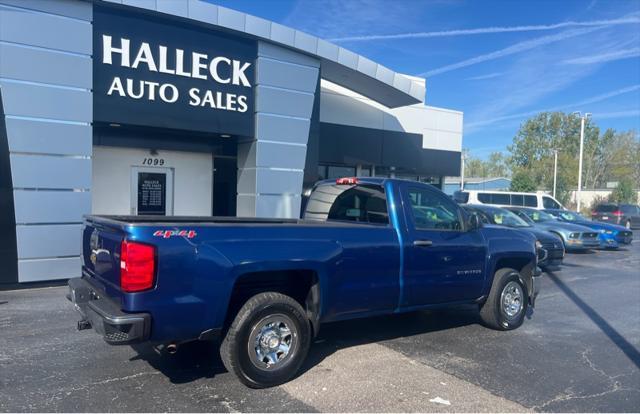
81;219;127;299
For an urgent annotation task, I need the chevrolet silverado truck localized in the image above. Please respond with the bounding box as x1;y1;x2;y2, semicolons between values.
68;177;541;388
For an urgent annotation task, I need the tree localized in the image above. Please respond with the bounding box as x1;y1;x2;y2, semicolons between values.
510;171;536;192
508;112;639;192
609;178;636;204
462;150;510;179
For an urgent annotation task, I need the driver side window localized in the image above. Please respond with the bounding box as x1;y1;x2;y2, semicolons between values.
407;187;463;230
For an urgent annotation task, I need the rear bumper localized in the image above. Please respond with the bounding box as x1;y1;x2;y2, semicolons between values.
67;277;150;345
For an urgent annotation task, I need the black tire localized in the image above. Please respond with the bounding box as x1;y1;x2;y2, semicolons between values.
220;292;311;388
479;268;528;331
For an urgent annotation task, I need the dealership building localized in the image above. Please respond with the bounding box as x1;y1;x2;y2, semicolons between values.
0;0;463;286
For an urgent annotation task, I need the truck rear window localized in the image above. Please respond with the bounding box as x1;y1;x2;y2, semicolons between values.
304;184;389;224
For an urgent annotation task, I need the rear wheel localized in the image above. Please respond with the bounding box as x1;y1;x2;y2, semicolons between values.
479;268;528;330
220;292;311;388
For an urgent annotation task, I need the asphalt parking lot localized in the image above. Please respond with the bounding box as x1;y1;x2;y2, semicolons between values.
1;242;639;412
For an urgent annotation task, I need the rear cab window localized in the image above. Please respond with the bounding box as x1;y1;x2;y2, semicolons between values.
595;204;617;213
304;183;389;224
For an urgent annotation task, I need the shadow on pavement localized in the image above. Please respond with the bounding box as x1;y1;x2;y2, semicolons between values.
130;341;226;384
547;271;640;369
129;306;479;384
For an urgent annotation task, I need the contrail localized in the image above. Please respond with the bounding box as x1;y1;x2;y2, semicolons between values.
564;47;640;64
329;16;640;42
420;26;602;77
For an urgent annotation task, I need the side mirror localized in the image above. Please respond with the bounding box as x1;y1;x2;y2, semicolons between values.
467;212;482;231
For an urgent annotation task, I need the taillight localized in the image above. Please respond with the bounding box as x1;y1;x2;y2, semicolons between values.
591;211;597;217
120;240;156;292
612;210;623;216
336;177;358;185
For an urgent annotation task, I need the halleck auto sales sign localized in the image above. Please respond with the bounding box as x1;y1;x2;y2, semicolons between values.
93;5;257;136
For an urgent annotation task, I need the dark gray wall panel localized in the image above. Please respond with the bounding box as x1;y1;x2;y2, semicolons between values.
0;87;18;285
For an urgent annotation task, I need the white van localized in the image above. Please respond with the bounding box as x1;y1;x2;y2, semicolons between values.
452;190;564;210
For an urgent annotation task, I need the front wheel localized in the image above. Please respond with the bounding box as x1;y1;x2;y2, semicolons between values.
479;268;528;330
220;292;311;388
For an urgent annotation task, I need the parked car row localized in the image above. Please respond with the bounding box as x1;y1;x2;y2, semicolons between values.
456;195;634;272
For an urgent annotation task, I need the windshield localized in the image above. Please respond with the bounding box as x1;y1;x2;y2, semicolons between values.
553;211;586;222
485;208;530;227
523;209;556;222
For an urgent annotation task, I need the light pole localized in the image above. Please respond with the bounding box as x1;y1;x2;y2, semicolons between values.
572;112;591;212
553;149;558;199
460;152;466;190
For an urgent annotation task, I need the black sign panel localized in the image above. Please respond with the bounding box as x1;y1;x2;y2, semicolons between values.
137;172;166;215
93;5;256;137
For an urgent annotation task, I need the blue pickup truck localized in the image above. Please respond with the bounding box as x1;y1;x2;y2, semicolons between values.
68;177;541;387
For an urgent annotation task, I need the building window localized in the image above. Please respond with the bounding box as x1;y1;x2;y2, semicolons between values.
327;165;357;179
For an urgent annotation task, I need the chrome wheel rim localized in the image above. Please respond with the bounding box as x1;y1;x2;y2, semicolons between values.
500;281;523;319
248;314;297;370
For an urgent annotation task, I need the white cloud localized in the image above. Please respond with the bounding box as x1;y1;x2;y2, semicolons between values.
564;47;640;64
329;16;640;42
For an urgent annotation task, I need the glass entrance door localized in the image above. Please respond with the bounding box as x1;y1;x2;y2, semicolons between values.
130;166;174;215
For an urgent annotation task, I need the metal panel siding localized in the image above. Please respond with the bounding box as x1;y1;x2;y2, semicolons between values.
10;154;91;189
156;0;188;17
245;14;270;38
217;6;245;31
270;22;295;47
258;41;319;68
0;5;91;54
255;141;307;170
256;58;319;93
255;194;301;219
0;81;91;122
6;118;91;155
13;190;90;224
16;224;82;259
187;0;218;25
122;0;156;10
18;256;81;282
294;30;317;55
0;0;92;21
256;169;304;195
0;43;91;89
255;86;314;118
255;113;311;145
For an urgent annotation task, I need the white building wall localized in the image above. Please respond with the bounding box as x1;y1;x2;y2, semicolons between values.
92;146;213;216
320;79;462;153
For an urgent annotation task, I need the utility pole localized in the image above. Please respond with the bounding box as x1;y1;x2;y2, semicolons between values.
573;112;591;212
553;149;558;199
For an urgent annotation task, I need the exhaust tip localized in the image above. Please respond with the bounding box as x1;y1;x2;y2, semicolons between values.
166;343;178;354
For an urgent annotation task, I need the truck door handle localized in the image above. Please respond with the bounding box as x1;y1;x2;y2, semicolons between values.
413;240;433;247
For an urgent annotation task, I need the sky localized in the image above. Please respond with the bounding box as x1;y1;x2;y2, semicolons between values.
209;0;640;159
